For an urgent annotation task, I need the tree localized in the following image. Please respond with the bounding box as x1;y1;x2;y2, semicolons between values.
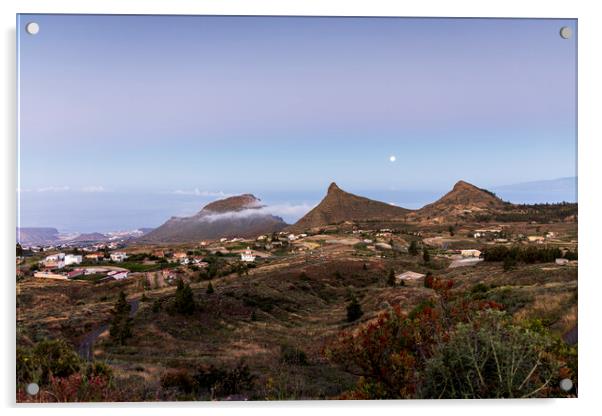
408;240;419;256
422;247;430;264
174;279;195;315
448;225;455;236
346;295;363;322
109;291;132;345
503;257;516;271
16;243;23;257
206;281;214;294
387;269;396;287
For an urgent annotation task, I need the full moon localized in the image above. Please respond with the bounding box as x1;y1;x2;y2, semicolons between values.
389;155;396;162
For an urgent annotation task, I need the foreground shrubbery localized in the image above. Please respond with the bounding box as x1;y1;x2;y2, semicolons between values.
16;339;121;402
324;278;576;399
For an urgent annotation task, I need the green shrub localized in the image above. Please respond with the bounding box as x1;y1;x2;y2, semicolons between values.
280;344;308;366
174;279;195;315
160;369;197;394
346;296;363;322
421;310;563;398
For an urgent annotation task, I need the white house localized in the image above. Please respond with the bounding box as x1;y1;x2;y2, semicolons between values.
528;236;545;243
396;271;426;283
42;253;66;269
110;251;128;262
555;258;569;266
64;254;83;266
460;249;482;258
240;247;256;262
107;270;129;280
288;234;297;241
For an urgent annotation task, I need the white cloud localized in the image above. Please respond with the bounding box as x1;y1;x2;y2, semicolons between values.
82;185;106;192
173;188;232;197
200;202;315;223
37;186;70;192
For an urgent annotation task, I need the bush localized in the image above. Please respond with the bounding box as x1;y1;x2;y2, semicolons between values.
193;361;255;397
346;296;363;322
17;339;82;386
421;310;563;398
160;369;197;394
206;281;214;294
109;291;132;345
386;269;396;287
174;279;195;315
280;344;308;366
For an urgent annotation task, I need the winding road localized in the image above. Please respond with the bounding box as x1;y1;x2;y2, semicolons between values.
78;299;139;361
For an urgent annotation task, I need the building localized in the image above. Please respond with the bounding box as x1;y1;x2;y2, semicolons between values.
110;251;128;262
67;269;84;279
395;271;426;284
41;253;66;270
527;236;545;243
85;253;103;262
460;249;482;258
64;254;83;265
107;270;129;280
173;252;188;260
240;247;256;262
555;258;569;266
34;271;67;280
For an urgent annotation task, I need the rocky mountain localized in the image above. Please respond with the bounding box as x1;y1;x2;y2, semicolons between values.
140;194;287;243
288;183;409;232
16;227;60;245
69;232;108;243
410;180;509;223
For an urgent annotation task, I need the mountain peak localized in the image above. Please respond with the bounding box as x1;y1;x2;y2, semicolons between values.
327;182;341;193
288;182;409;231
452;180;477;191
201;194;262;213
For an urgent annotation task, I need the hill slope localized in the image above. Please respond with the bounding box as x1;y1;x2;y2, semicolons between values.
288;183;409;231
140;194;287;243
411;180;509;223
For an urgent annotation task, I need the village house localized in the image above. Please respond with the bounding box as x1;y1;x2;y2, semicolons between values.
240;247;256;262
110;251;128;262
152;250;165;258
41;253;66;270
85;253;103;262
64;254;83;265
527;236;545;243
555;258;569;266
288;234;297;241
34;271;67;280
395;271;426;284
460;249;482;258
107;270;129;280
66;269;84;279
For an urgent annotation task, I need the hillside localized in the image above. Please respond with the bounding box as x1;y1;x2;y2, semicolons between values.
16;227;59;245
410;180;509;223
140;194;287;243
288;183;409;232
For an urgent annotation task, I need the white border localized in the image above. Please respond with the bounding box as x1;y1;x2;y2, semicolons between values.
2;1;601;415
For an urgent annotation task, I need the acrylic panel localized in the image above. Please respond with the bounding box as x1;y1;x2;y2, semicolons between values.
16;14;577;402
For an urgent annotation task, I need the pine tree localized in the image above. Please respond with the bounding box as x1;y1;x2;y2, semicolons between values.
109;291;132;345
346;295;363;322
174;279;195;315
408;240;419;256
206;281;214;294
387;269;396;287
423;247;430;263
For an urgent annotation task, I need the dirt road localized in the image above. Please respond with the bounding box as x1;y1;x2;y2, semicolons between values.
77;299;139;361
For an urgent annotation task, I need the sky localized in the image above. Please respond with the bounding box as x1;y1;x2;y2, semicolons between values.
17;15;577;232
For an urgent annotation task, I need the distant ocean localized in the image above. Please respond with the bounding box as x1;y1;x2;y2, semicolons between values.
17;178;577;234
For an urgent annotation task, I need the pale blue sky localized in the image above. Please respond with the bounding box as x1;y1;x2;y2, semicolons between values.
17;15;577;231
